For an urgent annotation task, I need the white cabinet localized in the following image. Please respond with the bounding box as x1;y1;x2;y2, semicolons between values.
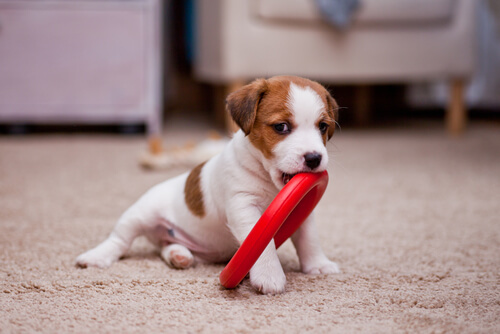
0;0;163;134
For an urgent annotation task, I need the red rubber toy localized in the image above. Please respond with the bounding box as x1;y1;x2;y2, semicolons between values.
219;171;329;289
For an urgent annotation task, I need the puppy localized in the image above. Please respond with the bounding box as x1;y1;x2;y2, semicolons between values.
76;76;340;294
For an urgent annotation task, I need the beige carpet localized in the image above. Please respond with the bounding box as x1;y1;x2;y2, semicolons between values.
1;120;499;333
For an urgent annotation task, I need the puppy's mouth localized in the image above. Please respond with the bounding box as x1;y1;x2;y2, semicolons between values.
282;172;298;185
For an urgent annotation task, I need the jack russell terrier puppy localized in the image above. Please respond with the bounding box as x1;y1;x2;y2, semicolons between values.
76;75;340;294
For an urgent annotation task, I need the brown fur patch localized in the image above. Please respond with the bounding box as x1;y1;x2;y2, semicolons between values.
184;162;206;218
247;78;295;159
324;93;338;140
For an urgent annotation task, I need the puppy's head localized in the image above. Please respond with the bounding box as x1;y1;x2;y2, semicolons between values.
226;76;338;189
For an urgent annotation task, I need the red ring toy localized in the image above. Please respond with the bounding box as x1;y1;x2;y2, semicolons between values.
219;171;329;289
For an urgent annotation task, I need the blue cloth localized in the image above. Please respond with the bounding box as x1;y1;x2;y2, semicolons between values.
314;0;361;29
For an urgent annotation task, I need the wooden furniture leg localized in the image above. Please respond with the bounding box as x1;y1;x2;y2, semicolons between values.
354;85;371;126
146;0;164;155
447;79;467;136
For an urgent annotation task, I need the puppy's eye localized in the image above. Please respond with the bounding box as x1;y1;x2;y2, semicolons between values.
319;122;329;134
273;123;291;134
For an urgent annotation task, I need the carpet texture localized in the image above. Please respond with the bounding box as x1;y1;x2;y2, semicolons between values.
1;121;499;333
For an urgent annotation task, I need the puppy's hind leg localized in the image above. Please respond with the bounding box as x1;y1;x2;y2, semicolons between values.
161;244;194;269
76;209;144;269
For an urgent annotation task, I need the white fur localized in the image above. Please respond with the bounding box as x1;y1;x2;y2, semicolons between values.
76;81;339;294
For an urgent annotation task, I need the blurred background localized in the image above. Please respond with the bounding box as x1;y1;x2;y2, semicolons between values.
0;0;498;139
2;2;500;332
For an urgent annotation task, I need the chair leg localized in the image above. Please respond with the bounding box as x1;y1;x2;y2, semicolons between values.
446;79;467;136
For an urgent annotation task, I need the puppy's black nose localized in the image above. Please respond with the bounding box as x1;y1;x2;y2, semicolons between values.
304;152;322;170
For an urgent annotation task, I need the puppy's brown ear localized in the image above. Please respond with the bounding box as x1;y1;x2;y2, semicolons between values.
226;79;268;135
325;91;339;140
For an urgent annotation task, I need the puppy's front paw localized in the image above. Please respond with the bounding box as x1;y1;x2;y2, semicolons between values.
302;258;340;275
250;265;286;295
